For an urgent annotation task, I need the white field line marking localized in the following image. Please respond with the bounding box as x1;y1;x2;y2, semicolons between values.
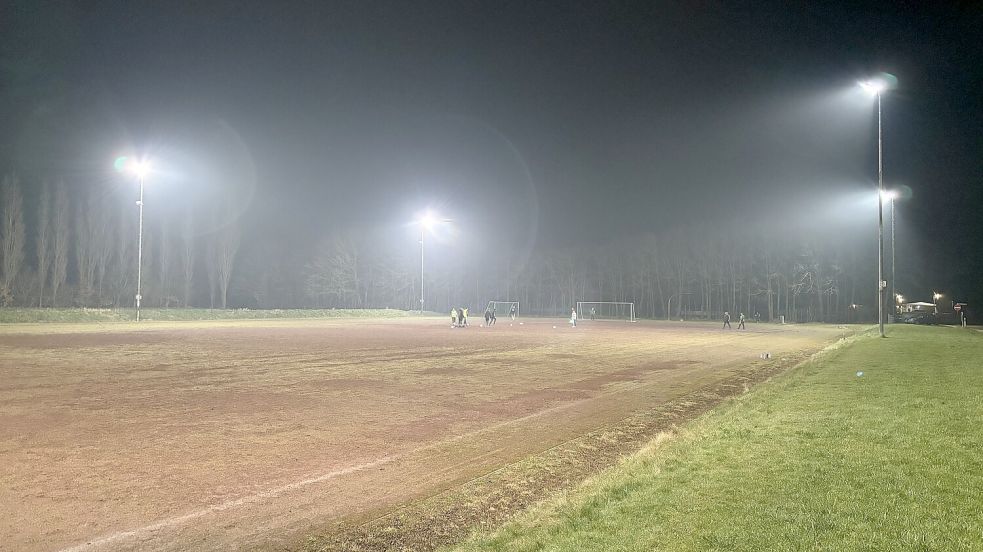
56;456;396;552
57;390;609;552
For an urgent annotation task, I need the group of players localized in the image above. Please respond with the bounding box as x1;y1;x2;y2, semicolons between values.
722;311;761;329
450;303;518;327
452;305;761;329
450;307;470;327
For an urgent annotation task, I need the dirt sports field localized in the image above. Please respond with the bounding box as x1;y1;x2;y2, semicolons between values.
0;317;852;551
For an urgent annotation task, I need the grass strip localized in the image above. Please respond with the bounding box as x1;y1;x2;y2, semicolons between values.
454;325;983;551
0;307;418;323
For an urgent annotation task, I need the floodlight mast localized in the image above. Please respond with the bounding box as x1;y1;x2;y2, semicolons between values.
418;212;450;314
862;78;890;337
877;89;885;336
136;172;145;321
420;225;424;314
116;157;151;321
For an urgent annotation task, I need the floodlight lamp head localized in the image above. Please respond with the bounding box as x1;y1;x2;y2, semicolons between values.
420;212;437;230
130;160;151;178
933;292;942;301
859;79;887;96
880;189;899;200
115;156;151;178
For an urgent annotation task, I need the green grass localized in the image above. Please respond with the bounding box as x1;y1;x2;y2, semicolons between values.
0;307;420;323
454;326;983;551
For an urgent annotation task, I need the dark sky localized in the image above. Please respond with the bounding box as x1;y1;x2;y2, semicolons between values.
2;1;981;301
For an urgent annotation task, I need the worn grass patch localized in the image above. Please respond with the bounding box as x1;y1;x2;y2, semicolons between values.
0;307;416;323
453;325;983;551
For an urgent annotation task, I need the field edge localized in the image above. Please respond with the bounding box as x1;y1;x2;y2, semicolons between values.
299;327;864;552
451;325;983;551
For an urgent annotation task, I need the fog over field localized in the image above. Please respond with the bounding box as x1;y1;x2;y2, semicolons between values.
1;2;980;319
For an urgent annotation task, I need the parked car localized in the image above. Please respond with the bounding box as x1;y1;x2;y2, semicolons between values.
900;311;938;325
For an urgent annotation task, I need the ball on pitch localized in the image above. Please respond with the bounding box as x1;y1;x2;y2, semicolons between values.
552;325;556;329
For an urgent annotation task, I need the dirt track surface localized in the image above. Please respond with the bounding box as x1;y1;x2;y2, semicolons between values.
0;318;848;551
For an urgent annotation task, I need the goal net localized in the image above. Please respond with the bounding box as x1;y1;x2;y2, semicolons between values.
486;301;519;317
577;301;636;322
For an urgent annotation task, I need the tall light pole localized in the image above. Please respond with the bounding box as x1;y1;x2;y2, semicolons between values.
115;157;151;321
420;223;426;314
861;77;892;337
136;171;146;321
417;212;450;314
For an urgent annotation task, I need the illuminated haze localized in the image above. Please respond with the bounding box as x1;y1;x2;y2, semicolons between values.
0;1;980;312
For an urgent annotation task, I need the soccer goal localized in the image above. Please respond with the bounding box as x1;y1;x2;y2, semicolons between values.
577;301;636;322
486;300;519;317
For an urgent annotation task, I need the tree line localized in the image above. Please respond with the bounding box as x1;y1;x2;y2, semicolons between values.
0;173;877;322
0;175;240;309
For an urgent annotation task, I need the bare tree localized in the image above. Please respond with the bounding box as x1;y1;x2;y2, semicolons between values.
111;197;136;308
92;197;115;305
0;175;26;305
50;182;70;307
35;181;52;307
205;235;218;308
305;235;360;307
215;221;240;309
180;207;195;307
141;221;155;306
74;198;98;305
157;215;171;306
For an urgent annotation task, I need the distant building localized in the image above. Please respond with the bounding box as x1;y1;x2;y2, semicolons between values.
901;301;936;313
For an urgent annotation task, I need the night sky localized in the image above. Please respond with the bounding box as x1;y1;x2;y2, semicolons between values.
2;1;981;305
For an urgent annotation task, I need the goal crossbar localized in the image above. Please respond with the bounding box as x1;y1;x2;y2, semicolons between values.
577;301;636;322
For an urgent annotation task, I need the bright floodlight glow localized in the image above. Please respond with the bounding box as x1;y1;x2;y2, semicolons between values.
130;160;151;178
859;79;887;96
880;189;899;200
933;292;942;301
114;156;151;178
896;294;904;304
419;211;437;229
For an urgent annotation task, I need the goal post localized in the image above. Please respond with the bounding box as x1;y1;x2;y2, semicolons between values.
577;301;636;322
486;300;519;317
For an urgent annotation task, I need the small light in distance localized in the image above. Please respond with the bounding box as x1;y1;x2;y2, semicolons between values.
933;292;942;302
